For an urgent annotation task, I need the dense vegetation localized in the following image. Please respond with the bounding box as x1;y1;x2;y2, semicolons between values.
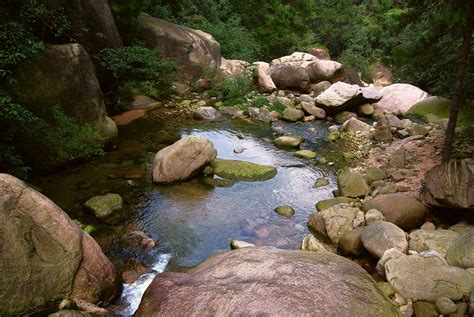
1;0;472;176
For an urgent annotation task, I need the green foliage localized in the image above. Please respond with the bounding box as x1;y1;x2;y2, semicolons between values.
99;45;177;101
251;96;270;108
44;106;104;162
270;101;286;114
110;0;151;42
0;22;44;78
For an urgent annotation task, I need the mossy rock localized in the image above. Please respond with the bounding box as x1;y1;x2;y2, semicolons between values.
316;197;357;211
201;177;235;188
407;96;452;118
274;205;295;217
314;178;329;188
294;149;317;159
84;193;124;224
210;159;277;182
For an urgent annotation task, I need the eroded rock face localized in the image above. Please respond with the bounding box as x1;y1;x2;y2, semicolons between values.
375;84;428;114
253;62;276;93
422;159;474;211
220;58;250;76
136;247;401;317
270;52;318;67
138;13;221;81
152;136;217;183
362;194;428;230
0;174;119;316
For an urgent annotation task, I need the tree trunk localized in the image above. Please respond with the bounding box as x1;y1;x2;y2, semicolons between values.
442;2;474;162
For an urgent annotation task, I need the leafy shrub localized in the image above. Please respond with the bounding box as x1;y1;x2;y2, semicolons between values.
43;106;104;162
220;72;255;104
251;96;270;108
270;102;286;114
99;45;177;101
110;0;151;43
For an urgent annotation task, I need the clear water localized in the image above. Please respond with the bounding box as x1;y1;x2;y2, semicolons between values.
31;109;339;315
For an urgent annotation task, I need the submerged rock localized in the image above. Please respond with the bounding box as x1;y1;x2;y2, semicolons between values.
294;149;317;159
211;159;277;181
84;193;123;224
136;247;401;316
0;174;119;316
193;107;221;120
274;136;302;148
274;205;295;217
152;136;217;184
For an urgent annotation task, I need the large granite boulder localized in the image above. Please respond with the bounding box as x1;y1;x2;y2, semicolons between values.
409;229;459;258
138;13;221;81
360;221;408;258
42;0;123;54
315;82;380;114
11;44;118;168
152;136;217;183
269;64;310;92
136;247;401;316
362;193;428;230
210;159;277;182
422;159;474;211
305;59;343;83
446;229;474;268
381;250;474;302
374;84;428;114
0;174;119;316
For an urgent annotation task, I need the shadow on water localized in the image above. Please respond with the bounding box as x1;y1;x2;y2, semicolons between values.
31;108;339;315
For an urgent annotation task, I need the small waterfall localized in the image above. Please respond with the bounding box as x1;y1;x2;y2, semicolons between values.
117;253;172;316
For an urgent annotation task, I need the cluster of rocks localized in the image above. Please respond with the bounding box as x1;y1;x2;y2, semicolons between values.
300;165;474;316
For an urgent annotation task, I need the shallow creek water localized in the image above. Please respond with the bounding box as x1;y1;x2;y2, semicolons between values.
31;108;341;315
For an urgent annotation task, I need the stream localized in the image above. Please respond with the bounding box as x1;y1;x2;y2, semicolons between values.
31;108;342;315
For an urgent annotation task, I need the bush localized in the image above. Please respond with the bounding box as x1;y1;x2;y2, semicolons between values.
99;45;177;101
43;106;104;162
251;96;270;108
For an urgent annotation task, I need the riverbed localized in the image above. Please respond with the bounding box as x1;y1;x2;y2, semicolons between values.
32;108;341;315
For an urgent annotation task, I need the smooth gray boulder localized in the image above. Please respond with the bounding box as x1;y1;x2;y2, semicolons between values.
138;13;221;81
194;107;221;120
374;83;428;114
361;221;408;258
269;64;310;92
337;170;370;198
